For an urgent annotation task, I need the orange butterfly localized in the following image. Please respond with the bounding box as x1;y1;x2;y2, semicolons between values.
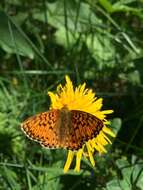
21;107;103;150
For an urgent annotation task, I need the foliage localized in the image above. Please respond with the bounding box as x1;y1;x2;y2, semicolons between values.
0;0;143;189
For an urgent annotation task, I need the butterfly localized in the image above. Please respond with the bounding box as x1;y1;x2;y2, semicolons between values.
21;107;103;150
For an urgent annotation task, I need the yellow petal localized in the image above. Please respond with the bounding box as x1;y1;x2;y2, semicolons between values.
86;142;95;166
48;92;56;105
90;138;101;152
74;148;83;172
97;131;109;145
103;126;116;137
79;83;86;95
104;120;111;125
101;131;112;144
96;141;107;153
64;150;74;173
101;110;114;114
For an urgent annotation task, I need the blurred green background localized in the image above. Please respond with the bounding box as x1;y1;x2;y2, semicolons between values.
0;0;143;189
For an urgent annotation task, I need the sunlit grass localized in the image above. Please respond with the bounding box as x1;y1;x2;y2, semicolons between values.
0;0;143;189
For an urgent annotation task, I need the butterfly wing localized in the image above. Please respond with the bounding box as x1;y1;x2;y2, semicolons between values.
67;110;104;150
21;110;61;149
21;109;104;151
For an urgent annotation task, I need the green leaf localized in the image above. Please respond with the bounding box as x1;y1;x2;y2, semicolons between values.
99;0;141;16
136;170;143;189
33;1;102;33
127;70;141;85
0;11;34;58
112;1;141;15
110;118;122;136
106;179;122;190
107;157;143;190
55;27;80;48
0;166;21;190
86;34;115;68
99;0;114;13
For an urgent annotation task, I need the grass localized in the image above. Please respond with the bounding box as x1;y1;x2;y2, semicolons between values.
0;0;143;189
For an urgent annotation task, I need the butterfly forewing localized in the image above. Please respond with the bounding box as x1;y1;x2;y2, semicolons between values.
21;110;61;148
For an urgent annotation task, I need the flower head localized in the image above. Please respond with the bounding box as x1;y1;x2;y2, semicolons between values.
48;76;115;172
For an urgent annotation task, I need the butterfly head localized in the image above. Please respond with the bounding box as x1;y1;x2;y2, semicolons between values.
61;105;69;112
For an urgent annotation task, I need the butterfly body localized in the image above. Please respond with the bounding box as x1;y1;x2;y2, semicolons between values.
21;107;103;150
57;107;72;144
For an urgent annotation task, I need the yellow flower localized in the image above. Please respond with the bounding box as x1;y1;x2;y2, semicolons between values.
48;75;115;173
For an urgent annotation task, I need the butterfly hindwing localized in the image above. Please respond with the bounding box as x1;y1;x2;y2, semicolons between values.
69;110;104;150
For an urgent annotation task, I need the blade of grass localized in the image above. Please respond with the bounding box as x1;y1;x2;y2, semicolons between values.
26;169;32;190
1;70;73;75
1;166;20;190
8;19;28;89
6;12;52;69
0;162;82;175
125;115;143;153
